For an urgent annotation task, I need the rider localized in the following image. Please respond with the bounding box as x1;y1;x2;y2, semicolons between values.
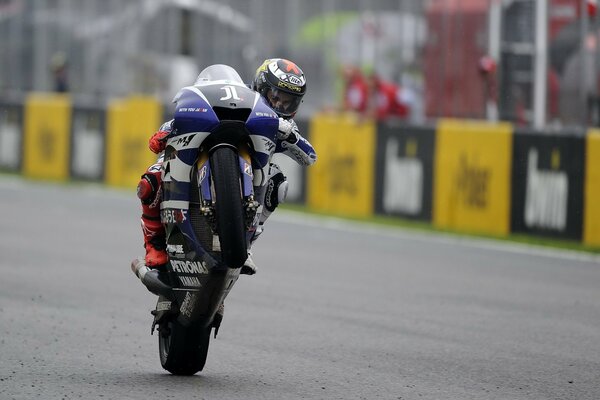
136;58;317;276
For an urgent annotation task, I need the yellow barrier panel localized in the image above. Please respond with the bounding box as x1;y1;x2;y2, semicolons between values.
433;119;513;236
23;93;71;181
105;96;162;188
584;130;600;246
307;113;375;217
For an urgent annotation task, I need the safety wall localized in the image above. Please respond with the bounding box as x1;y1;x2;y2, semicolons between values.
307;114;376;218
0;102;23;171
374;123;435;221
305;115;595;245
105;96;162;189
585;130;600;247
71;106;106;181
1;98;599;248
433;119;512;236
23;93;72;181
511;129;585;240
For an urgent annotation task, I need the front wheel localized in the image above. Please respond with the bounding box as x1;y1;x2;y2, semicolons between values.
209;147;248;268
159;320;211;375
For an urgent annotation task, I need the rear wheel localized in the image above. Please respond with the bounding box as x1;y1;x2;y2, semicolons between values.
209;147;247;268
159;320;211;375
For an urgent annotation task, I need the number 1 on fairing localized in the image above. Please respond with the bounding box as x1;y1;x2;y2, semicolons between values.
220;85;242;101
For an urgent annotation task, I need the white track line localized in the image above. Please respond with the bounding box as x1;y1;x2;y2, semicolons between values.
274;210;600;264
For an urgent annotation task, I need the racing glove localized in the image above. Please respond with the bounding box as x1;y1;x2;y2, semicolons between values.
148;129;170;154
277;118;300;144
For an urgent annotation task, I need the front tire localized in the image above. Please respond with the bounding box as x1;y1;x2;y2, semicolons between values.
209;147;248;268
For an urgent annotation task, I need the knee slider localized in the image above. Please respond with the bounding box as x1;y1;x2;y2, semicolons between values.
137;173;159;204
264;170;288;213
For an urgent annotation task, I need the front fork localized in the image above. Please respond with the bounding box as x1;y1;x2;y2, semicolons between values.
197;145;259;233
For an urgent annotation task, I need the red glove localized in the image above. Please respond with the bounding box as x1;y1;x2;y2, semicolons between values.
148;130;170;154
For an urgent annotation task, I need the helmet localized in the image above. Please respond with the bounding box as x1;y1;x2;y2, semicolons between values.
253;58;306;118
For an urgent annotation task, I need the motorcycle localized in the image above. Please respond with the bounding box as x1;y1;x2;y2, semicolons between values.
131;64;280;375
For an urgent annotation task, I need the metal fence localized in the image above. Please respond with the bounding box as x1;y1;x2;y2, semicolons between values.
0;0;425;114
0;0;596;127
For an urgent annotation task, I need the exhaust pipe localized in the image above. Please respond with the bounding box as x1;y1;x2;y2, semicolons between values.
131;258;175;300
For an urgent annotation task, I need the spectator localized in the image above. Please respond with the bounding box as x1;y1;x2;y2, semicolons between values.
368;72;410;121
50;52;69;93
341;65;371;115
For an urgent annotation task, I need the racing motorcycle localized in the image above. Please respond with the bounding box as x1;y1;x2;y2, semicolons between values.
132;64;280;375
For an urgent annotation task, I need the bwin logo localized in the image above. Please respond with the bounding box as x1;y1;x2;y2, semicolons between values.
383;137;423;215
524;148;568;230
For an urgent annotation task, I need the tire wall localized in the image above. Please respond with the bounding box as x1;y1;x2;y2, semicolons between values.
2;97;599;246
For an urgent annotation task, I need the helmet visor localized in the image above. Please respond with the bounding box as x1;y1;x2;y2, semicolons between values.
265;88;303;118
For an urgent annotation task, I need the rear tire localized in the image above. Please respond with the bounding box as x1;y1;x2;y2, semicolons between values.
159;320;211;375
209;147;247;268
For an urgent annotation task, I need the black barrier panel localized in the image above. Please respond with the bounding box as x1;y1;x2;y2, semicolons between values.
70;107;106;181
375;123;435;221
0;103;23;171
511;130;585;240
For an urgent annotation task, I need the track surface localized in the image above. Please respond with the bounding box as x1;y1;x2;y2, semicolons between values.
1;177;599;400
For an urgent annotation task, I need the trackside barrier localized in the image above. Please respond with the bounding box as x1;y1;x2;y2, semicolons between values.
585;130;600;246
511;128;585;240
105;96;162;189
23;93;71;181
71;106;105;181
433;119;513;236
2;98;600;248
0;101;23;171
375;122;436;221
307;113;376;218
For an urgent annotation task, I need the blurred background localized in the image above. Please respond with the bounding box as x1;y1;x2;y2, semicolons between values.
1;0;600;128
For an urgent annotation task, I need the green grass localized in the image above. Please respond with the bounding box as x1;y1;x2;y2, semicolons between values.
281;203;600;255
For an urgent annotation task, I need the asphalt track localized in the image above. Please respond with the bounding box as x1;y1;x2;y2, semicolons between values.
1;177;599;400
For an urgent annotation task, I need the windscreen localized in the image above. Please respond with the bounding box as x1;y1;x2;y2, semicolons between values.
194;64;244;85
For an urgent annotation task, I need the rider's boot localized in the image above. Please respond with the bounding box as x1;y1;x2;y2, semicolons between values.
137;171;167;268
141;208;167;268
